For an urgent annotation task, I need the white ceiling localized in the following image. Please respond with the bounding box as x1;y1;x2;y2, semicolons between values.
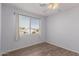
9;3;79;16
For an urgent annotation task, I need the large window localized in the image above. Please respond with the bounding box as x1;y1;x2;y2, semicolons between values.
18;15;40;37
19;15;30;36
31;18;40;35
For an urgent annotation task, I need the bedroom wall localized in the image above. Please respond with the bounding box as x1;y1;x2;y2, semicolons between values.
46;6;79;53
0;3;1;53
1;4;46;53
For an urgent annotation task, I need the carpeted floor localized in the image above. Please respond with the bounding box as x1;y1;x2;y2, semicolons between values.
3;42;79;56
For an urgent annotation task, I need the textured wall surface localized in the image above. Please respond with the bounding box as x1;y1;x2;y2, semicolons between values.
1;4;46;53
0;3;1;53
46;7;79;53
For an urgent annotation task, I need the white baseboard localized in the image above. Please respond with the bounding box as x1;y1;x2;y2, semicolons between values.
46;41;79;54
1;41;45;55
1;41;79;55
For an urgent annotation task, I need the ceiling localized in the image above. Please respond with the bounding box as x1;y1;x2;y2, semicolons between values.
9;3;79;16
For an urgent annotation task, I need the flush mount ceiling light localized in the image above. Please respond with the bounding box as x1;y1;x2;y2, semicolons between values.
40;3;59;10
48;3;59;10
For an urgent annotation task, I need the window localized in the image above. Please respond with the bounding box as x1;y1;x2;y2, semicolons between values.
19;15;30;36
18;15;40;37
31;18;40;35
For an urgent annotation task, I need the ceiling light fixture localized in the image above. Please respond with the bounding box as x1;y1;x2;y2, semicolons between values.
40;3;59;10
48;3;59;10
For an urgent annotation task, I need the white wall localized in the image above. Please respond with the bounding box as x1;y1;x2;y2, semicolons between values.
0;3;1;53
1;4;45;53
46;7;79;53
3;3;79;54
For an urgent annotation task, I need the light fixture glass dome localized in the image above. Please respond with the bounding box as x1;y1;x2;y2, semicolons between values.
48;3;59;10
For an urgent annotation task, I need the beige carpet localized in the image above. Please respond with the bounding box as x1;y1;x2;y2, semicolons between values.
3;42;79;56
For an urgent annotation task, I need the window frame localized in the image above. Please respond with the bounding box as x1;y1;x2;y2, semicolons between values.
30;17;41;35
17;14;41;37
